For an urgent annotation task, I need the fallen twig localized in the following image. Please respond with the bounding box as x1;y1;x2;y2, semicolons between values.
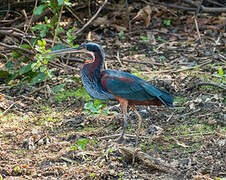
180;108;201;118
52;1;64;47
75;0;108;35
0;102;16;118
0;42;35;55
119;146;178;173
116;51;123;67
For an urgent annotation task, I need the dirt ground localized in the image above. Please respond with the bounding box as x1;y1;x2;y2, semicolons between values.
0;1;226;179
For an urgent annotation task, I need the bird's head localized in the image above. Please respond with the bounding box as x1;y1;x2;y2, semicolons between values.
43;42;103;57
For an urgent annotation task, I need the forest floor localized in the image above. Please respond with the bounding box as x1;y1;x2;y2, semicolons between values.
0;1;226;179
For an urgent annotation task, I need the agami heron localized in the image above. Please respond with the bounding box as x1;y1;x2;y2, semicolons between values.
44;42;174;144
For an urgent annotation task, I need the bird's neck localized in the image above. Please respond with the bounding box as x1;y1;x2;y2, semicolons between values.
82;51;104;76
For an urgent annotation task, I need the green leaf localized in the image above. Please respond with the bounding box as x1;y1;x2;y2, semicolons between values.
12;51;21;59
19;63;32;75
70;145;77;151
40;66;46;73
5;61;14;69
0;70;10;79
163;19;171;26
76;138;88;151
20;44;31;49
53;84;64;93
30;72;48;85
140;36;149;41
84;101;94;109
58;0;64;6
75;87;92;101
34;4;47;15
119;30;124;37
218;66;224;77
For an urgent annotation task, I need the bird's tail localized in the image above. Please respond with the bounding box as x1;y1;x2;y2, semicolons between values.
158;90;174;107
144;85;174;107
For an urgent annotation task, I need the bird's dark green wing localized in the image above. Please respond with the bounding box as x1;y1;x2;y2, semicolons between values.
101;70;174;106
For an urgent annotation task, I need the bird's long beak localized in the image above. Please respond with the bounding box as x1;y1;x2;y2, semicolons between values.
43;45;93;58
43;45;85;56
43;45;95;62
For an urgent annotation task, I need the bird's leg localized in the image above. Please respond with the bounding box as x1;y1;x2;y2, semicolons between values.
130;105;143;147
117;98;128;144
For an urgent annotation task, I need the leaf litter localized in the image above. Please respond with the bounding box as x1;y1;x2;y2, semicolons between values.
0;1;225;179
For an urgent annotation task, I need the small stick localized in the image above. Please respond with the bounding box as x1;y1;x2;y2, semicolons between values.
125;0;131;32
180;108;201;118
65;6;83;24
166;111;174;122
75;0;108;35
52;2;64;47
0;42;35;55
0;102;16;117
116;51;123;67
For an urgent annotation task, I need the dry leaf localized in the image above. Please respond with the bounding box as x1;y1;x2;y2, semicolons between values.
0;94;5;102
132;5;152;28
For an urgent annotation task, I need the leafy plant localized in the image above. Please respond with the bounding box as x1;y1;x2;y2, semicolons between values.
217;66;224;77
90;173;96;178
33;40;53;80
70;138;89;151
163;19;171;26
32;0;71;38
83;100;110;116
66;27;77;46
31;17;54;38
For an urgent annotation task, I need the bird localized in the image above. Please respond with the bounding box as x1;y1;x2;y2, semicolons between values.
44;42;174;144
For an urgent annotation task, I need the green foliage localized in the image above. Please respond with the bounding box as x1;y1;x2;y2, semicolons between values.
158;55;166;61
32;0;71;38
217;66;224;77
53;84;65;93
33;40;53;82
119;30;126;40
83;100;110;116
54;90;78;102
70;138;89;151
140;35;149;41
0;41;53;85
163;19;171;26
174;96;187;106
90;172;96;178
74;87;92;101
66;27;77;46
32;17;54;38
